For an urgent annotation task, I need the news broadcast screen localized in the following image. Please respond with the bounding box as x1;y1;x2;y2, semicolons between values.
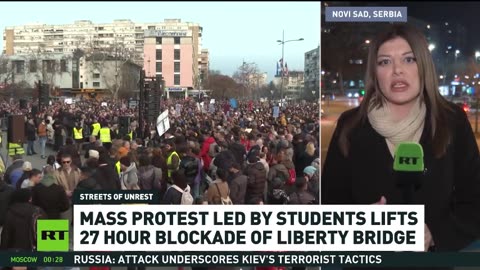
320;0;480;269
0;1;479;270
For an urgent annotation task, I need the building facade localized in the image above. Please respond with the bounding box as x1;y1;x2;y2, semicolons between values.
3;19;208;91
304;46;319;97
0;53;74;90
0;53;141;98
273;71;304;99
199;49;209;87
78;54;142;98
143;19;203;93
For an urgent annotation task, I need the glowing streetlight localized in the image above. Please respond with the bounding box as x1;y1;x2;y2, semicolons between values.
428;44;435;52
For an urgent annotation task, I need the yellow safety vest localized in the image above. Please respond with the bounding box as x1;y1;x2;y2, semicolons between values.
73;128;83;140
92;123;101;136
8;143;25;156
166;151;180;179
128;131;133;141
99;128;111;143
115;161;121;176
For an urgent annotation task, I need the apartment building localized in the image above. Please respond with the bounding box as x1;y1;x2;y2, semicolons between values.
3;19;207;90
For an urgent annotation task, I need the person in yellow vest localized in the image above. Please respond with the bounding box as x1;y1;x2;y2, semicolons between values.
8;142;25;157
128;130;134;141
99;124;112;150
116;147;129;177
73;122;83;153
165;140;180;185
122;129;134;142
91;119;101;139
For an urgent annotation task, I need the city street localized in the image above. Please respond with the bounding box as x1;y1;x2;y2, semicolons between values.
321;97;480;168
320;97;360;168
0;132;58;170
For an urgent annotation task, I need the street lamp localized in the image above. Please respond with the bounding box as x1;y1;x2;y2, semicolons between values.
277;30;304;106
428;44;435;52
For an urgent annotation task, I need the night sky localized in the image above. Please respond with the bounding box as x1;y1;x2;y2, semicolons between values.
330;1;480;53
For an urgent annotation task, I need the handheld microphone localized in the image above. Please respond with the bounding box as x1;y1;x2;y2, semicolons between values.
393;142;424;204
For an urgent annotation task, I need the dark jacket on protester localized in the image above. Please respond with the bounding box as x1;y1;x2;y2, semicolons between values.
288;190;316;205
94;164;120;190
228;142;247;168
244;161;267;204
229;172;247;204
162;186;182;204
75;177;102;191
26;123;36;141
297;151;317;175
31;177;70;219
322;104;480;254
0;181;14;226
293;141;306;175
0;202;46;250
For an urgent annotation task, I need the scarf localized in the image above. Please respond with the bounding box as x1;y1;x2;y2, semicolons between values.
367;98;426;158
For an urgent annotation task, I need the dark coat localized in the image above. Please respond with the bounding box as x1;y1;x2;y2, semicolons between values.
322;104;480;253
26;123;36;141
162;186;182;204
32;182;70;219
297;151;317;174
293;141;306;174
0;182;14;226
229;172;247;204
244;161;267;204
0;202;46;250
94;164;120;190
288;190;316;205
75;177;102;191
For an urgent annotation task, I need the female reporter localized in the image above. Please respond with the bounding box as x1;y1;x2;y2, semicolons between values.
322;23;480;256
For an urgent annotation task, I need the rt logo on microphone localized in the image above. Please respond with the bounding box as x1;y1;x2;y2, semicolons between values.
399;157;419;165
393;142;424;172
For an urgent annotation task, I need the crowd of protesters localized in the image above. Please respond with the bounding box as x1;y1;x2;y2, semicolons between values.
0;96;320;270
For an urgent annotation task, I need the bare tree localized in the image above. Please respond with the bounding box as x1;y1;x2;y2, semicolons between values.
0;55;14;86
232;62;261;100
79;34;137;100
205;74;241;98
